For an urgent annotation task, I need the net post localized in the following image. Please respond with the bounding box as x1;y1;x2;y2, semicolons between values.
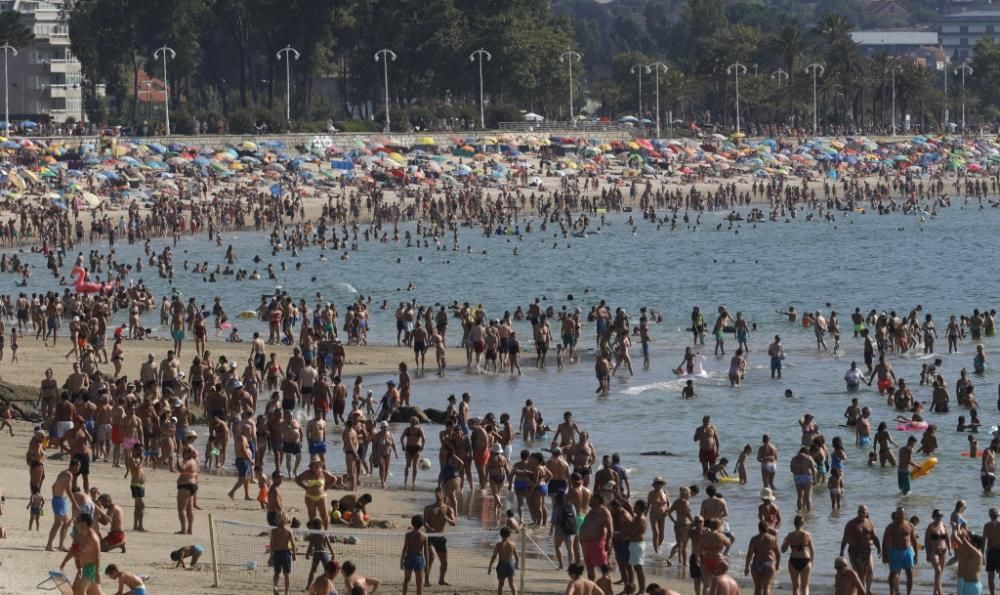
519;528;527;594
208;512;220;588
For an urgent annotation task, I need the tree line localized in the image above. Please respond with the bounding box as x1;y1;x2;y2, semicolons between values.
0;0;990;133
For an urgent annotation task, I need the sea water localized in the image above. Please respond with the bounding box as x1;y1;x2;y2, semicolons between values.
8;205;1000;587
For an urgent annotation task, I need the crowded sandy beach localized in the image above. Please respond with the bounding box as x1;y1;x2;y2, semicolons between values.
2;130;1000;595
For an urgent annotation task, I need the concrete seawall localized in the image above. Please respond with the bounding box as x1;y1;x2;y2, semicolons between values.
27;129;634;150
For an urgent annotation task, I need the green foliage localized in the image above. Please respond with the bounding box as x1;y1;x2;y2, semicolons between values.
336;119;381;133
0;11;34;48
59;0;982;131
227;105;284;134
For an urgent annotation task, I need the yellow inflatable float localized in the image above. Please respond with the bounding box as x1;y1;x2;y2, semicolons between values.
911;457;938;480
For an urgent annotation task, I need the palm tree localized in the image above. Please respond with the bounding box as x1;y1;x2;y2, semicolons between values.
767;24;805;78
813;13;854;46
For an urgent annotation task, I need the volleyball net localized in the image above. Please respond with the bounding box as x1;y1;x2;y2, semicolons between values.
208;515;568;594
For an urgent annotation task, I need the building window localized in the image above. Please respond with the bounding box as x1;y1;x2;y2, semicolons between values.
960;25;968;34
989;26;996;34
961;37;968;47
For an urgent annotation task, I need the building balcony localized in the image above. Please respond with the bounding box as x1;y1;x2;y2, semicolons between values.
44;59;79;74
38;33;70;46
46;84;68;98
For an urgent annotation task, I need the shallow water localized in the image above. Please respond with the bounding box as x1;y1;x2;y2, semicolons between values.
10;204;1000;587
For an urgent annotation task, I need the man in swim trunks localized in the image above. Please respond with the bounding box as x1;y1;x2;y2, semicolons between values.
97;493;127;553
228;427;254;500
579;494;613;580
547;447;572;498
423;487;456;587
984;508;1000;595
870;355;896;395
882;508;917;595
306;410;327;466
46;458;79;551
840;505;881;595
66;513;103;595
757;434;778;490
694;416;720;477
767;335;784;379
897;437;919;496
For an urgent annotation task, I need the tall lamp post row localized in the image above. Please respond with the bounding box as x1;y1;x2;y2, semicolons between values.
17;47;969;136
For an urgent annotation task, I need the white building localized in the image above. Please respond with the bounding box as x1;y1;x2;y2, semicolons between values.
0;0;83;122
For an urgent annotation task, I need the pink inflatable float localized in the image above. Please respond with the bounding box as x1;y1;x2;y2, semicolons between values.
71;266;115;294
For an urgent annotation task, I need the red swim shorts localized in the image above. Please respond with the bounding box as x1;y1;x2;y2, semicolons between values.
583;539;608;568
699;450;718;465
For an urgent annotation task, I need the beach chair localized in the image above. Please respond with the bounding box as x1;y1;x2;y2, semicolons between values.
36;569;73;594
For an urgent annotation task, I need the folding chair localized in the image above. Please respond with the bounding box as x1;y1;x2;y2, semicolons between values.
35;569;73;594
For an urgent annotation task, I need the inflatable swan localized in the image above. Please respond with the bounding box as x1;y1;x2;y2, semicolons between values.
71;266;115;294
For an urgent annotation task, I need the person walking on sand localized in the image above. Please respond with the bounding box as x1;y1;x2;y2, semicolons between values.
882;507;918;595
488;527;520;595
401;515;429;595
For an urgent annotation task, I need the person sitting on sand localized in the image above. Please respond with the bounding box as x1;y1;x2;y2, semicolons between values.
105;564;147;595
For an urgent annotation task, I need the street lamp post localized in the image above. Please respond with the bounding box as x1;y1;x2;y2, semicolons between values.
891;66;898;136
771;69;789;88
374;49;397;133
144;80;153;123
647;62;669;138
726;62;747;134
630;63;651;129
559;49;582;123
956;63;973;132
469;49;492;129
153;46;176;134
276;45;300;125
805;63;825;135
942;61;949;132
0;44;17;133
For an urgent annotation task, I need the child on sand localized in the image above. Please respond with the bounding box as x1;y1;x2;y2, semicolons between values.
170;544;204;568
487;527;519;595
305;518;334;590
28;488;43;530
270;512;296;595
105;564;147;595
255;465;270;510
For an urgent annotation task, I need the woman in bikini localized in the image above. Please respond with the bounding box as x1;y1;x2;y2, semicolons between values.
110;336;125;377
26;428;46;494
780;516;814;595
925;509;951;595
176;446;200;535
646;477;670;556
295;456;340;530
401;417;426;488
744;521;779;595
485;444;510;518
528;452;552;526
666;486;694;566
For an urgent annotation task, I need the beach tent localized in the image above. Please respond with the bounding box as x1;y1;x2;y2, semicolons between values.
523;112;544;122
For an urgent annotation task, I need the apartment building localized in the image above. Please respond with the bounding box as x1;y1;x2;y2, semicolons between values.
0;0;83;122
